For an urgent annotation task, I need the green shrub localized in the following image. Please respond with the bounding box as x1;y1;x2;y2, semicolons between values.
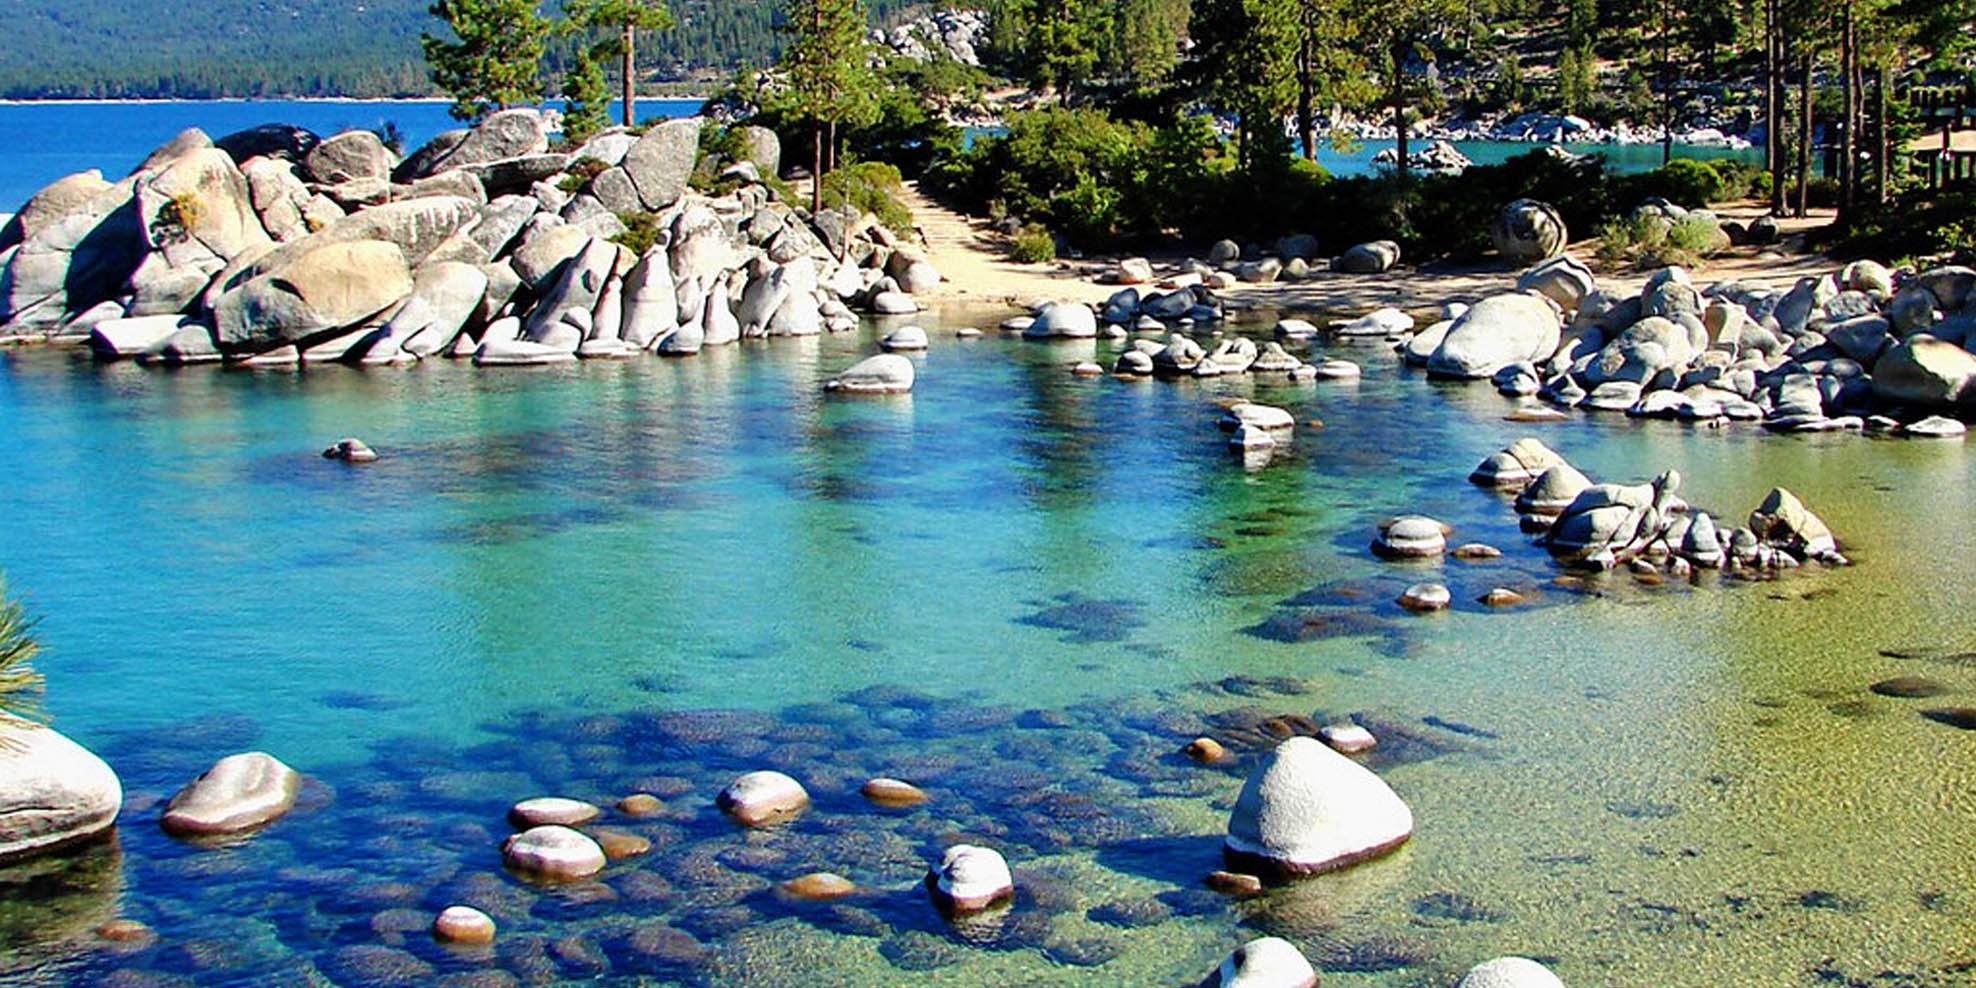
1594;211;1726;270
820;161;915;238
611;212;665;256
558;157;609;194
1009;223;1056;263
1629;158;1726;208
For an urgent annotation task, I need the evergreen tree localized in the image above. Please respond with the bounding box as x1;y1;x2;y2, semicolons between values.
1028;0;1115;103
779;0;877;211
1347;0;1479;174
561;44;612;142
1189;0;1300;170
1109;0;1189;86
423;0;551;120
565;0;675;127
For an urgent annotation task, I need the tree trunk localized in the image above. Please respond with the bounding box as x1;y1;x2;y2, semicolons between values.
1838;2;1855;220
811;125;823;214
1875;60;1889;205
1392;41;1409;178
1796;50;1812;218
621;22;636;128
1296;29;1316;160
1778;0;1794;214
1660;0;1673;166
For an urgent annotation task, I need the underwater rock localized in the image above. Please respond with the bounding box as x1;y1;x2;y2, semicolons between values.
860;777;928;807
1204;871;1265;897
716;770;809;826
1870;676;1949;699
1224;736;1413;878
1318;723;1376;754
1920;708;1976;730
501;825;606;881
160;751;299;838
1185;737;1231;763
779;872;857;900
1397;583;1451;612
615;793;663;816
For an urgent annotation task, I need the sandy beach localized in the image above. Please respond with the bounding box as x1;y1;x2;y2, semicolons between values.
897;180;1842;323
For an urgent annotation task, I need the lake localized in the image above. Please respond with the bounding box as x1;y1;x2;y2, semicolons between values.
0;98;1969;988
2;308;1975;986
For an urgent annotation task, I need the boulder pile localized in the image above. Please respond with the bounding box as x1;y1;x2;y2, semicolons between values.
1470;437;1847;572
0;110;943;367
1400;254;1976;438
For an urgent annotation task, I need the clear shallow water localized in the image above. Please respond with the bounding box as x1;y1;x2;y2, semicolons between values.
1;315;1975;987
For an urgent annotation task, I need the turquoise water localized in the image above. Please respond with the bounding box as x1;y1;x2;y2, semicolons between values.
3;314;1976;987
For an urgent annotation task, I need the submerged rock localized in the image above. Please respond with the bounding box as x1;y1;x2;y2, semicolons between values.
322;437;378;463
501;825;606;881
1223;736;1413;877
825;354;916;395
431;905;496;945
1456;956;1566;988
861;777;928;807
1372;516;1448;559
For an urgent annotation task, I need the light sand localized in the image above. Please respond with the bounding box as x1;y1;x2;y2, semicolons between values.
899;181;1843;322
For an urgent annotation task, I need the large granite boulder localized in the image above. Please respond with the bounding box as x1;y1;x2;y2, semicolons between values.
239;157;315;243
364;261;489;361
925;843;1013;913
1022;301;1098;339
737;125;781;177
160;751;299;837
1543;470;1681;568
212;240;414;353
0;725;122;862
1582;316;1695;387
1223;736;1413;878
1517;254;1596;315
1492;198;1567;262
415;109;548;179
133;147;271;272
1426;292;1562;379
502;825;606;881
0;171;113;250
522;236;617;349
1872;335;1976;407
212;124;319;165
621;118;702;212
1748;487;1838;559
0;179;144;328
1335;240;1400;274
1197;937;1318;988
302;130;395;187
619;249;678;349
1469;437;1567;488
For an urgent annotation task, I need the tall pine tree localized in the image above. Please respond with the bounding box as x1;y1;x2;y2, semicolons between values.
565;0;675;127
778;0;875;212
1189;0;1300;170
423;0;550;120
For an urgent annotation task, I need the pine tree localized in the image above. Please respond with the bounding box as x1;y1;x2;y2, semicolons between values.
778;0;876;212
565;0;675;127
423;0;551;121
1189;0;1300;170
562;44;612;143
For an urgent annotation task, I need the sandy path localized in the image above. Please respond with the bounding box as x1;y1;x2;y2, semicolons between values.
902;182;1843;322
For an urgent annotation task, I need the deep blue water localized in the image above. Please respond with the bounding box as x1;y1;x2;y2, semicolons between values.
0;98;703;209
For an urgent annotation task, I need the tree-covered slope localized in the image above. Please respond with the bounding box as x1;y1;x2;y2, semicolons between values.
0;0;917;98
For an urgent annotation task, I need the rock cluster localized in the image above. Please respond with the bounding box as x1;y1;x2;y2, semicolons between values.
1403;255;1976;438
1;111;942;369
1471;437;1847;571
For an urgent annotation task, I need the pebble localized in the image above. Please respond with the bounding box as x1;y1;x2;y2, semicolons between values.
1318;722;1377;753
1203;870;1265;896
432;905;497;945
1478;588;1526;607
507;797;599;829
1184;737;1229;763
779;872;858;900
615;793;663;816
588;828;652;860
1451;542;1503;559
860;777;929;807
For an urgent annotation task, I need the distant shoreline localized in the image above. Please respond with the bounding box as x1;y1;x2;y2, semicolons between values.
0;94;711;107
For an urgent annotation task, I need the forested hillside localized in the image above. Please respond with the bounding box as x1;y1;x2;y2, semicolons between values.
0;0;915;98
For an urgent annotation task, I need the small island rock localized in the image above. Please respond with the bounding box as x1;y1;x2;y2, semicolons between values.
716;770;810;826
825;354;915;395
1224;736;1413;878
501;825;606;881
432;905;496;945
927;843;1014;914
160;751;299;838
508;797;599;829
0;724;122;862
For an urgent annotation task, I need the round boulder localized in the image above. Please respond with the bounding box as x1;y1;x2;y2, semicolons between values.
881;326;929;351
1197;936;1318;988
1397;583;1451;612
927;843;1013;914
501;825;606;881
1373;516;1448;559
1491;198;1567;262
825;354;915;395
716;770;810;826
1455;956;1566;988
861;778;928;807
432;905;496;945
160;751;299;838
508;797;599;829
1023;301;1098;340
1335;240;1400;274
0;725;122;862
1224;736;1414;877
322;438;378;463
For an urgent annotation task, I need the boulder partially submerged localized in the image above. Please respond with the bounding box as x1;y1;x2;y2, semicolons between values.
1223;736;1413;878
